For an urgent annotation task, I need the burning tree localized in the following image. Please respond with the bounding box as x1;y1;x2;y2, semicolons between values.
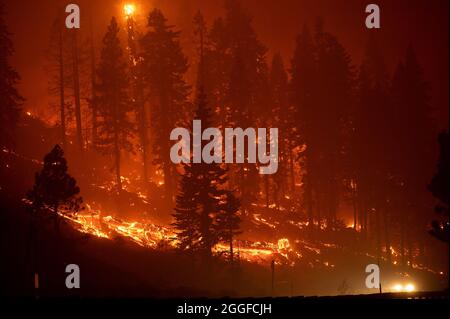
94;17;134;193
45;14;71;151
124;4;149;190
27;145;83;233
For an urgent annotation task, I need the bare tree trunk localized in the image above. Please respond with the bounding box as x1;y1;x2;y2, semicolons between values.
71;31;83;153
289;147;295;192
161;93;173;206
126;16;149;189
138;101;149;187
112;89;122;193
58;27;67;150
114;135;122;193
89;15;97;148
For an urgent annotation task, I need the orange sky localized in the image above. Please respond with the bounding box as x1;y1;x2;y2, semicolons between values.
4;0;449;128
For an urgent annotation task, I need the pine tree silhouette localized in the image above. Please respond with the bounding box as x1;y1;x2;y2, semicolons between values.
203;17;229;120
291;22;353;228
390;46;435;265
224;0;267;215
0;5;23;149
27;145;83;232
351;36;391;258
269;53;293;209
172;88;241;258
172;164;201;252
95;17;134;193
46;13;71;151
291;25;317;229
141;9;190;206
216;190;241;261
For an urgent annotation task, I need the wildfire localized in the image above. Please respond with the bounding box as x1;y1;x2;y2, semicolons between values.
123;4;136;17
58;205;303;265
21;195;442;283
277;238;290;249
64;210;176;249
252;213;277;229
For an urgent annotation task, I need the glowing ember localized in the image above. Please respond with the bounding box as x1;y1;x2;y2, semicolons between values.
123;4;135;17
63;206;304;265
65;210;176;249
277;238;290;249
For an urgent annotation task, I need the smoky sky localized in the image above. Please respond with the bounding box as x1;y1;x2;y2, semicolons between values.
3;0;449;128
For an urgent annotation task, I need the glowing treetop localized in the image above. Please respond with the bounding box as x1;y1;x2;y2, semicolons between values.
124;4;136;17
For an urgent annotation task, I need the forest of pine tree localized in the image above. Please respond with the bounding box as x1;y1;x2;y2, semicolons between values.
5;0;443;267
0;0;448;298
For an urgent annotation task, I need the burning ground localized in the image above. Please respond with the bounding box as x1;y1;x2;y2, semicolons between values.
1;133;447;298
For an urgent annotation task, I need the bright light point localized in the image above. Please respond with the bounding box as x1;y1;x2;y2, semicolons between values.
392;284;403;292
405;284;415;292
391;283;415;293
277;238;290;250
124;4;135;17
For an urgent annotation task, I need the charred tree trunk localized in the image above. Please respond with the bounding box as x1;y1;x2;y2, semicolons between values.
161;93;173;206
58;27;67;150
113;97;122;193
114;134;122;193
89;17;98;148
305;168;314;229
126;16;149;190
71;31;83;153
289;147;295;193
138;97;149;188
